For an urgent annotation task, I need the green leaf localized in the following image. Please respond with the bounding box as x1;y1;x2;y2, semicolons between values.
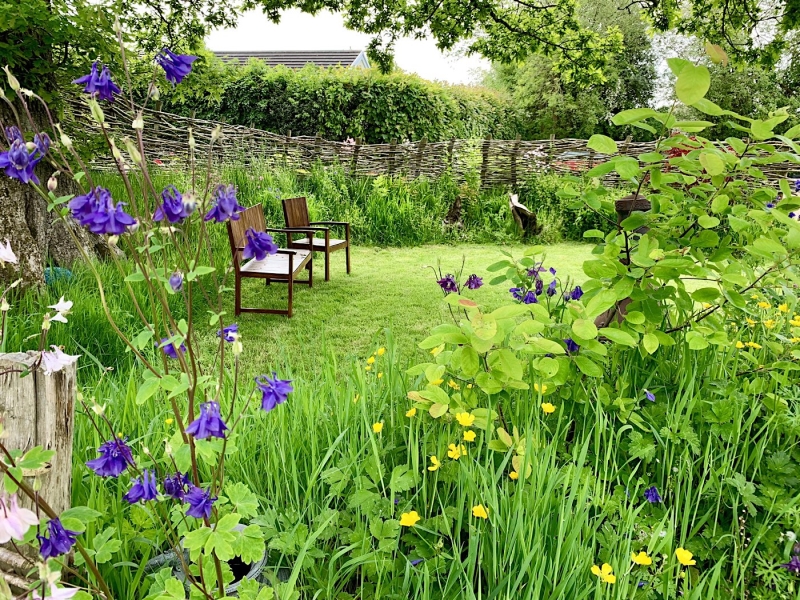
429;403;449;418
488;349;523;380
584;290;618;319
612;108;658;126
692;98;726;116
676;64;710;105
389;465;417;493
711;194;730;214
598;327;637;347
525;338;566;355
574;355;603;377
667;58;692;77
135;377;160;405
460;346;479;377
697;215;720;229
642;333;659;355
587;134;618;155
230;524;266;564
699;152;724;176
225;482;259;518
17;446;55;470
613;156;640;180
572;319;598;340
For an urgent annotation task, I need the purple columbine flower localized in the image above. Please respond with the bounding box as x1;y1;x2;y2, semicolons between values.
546;279;557;297
86;437;134;477
549;267;556;275
68;187;135;235
795;179;800;193
163;472;191;501
153;185;193;223
780;555;800;574
184;485;216;519
217;323;238;342
644;389;656;402
38;518;79;559
464;274;483;290
437;274;458;294
790;212;797;219
410;558;424;566
185;401;227;439
255;373;293;412
510;287;524;301
204;185;244;223
564;338;580;353
527;264;545;278
644;486;662;503
72;62;121;102
0;139;40;184
243;228;278;261
156;48;198;85
169;272;183;292
123;469;159;504
34;133;50;158
535;278;544;296
4;126;22;144
159;337;186;359
523;291;538;304
766;202;776;210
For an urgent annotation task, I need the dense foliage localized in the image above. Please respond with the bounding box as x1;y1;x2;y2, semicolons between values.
165;60;522;143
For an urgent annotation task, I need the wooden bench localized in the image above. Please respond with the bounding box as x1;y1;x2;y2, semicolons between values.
227;205;317;318
282;196;351;281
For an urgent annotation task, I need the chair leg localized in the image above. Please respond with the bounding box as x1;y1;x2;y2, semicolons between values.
346;244;351;274
235;275;241;316
287;274;294;318
325;250;330;282
308;260;313;288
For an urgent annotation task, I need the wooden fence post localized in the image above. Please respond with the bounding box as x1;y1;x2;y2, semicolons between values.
413;136;427;179
480;135;493;188
0;352;76;516
387;139;398;176
547;134;556;171
351;138;362;175
510;134;522;187
283;130;291;169
447;138;456;174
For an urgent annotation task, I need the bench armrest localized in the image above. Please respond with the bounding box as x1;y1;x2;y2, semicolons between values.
310;221;349;227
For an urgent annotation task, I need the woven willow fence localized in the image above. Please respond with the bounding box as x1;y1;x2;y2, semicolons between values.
73;101;800;187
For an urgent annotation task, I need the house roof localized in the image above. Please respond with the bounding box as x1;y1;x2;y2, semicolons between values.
213;50;369;69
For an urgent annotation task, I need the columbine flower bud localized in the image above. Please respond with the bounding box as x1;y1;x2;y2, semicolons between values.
113;18;122;34
123;137;142;164
109;138;122;162
148;83;160;101
26;142;36;152
0;299;9;312
108;235;119;247
211;125;223;143
3;66;20;92
232;334;243;357
188;128;196;150
91;401;106;416
182;192;197;216
47;174;58;192
132;114;144;130
42;314;51;331
8;279;21;289
128;220;140;234
164;439;173;456
58;129;73;150
32;477;42;492
87;98;105;125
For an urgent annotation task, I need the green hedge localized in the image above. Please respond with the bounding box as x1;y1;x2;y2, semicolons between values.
169;61;522;143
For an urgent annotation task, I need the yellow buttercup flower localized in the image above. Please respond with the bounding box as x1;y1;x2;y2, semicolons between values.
472;504;489;519
757;301;771;309
372;422;384;434
702;302;712;309
790;318;800;327
467;383;473;389
631;551;652;566
165;418;174;425
750;293;760;300
448;379;460;390
377;347;386;356
675;548;696;566
353;394;360;404
763;319;776;329
534;383;548;393
746;318;756;326
447;443;467;460
735;341;745;349
430;378;444;386
377;372;383;379
541;402;556;415
428;456;440;471
778;303;789;313
406;407;417;418
746;341;762;349
367;356;375;365
791;337;800;343
509;471;519;480
455;412;475;427
399;511;421;527
365;365;372;371
591;563;616;584
430;344;445;357
463;429;476;442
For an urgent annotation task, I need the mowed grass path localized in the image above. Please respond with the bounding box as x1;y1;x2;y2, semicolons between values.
221;243;592;378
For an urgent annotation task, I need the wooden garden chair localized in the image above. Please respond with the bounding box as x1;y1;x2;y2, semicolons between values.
227;205;318;318
282;196;351;281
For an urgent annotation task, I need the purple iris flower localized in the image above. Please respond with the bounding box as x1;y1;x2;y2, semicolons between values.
156;48;198;85
185;485;216;519
243;228;278;261
780;555;800;574
522;291;538;304
163;472;191;501
568;286;584;301
153;185;193;223
510;287;524;301
546;280;557;297
465;274;483;290
68;187;135;235
185;401;227;439
204;185;244;223
644;486;662;503
644;389;656;402
123;469;159;504
72;62;121;102
169;272;183;292
38;518;79;559
217;323;238;342
564;338;580;353
0;139;40;184
255;373;293;412
159;337;186;359
86;437;134;477
437;274;458;294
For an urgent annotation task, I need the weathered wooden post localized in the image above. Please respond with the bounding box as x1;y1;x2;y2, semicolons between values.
510;134;522;187
413;136;427;179
351;138;362;176
387;139;398;176
480;135;492;188
0;352;76;516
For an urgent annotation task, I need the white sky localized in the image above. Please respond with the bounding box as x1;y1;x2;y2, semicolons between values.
206;9;490;85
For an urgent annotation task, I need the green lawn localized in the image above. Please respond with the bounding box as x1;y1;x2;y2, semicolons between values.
218;243;592;378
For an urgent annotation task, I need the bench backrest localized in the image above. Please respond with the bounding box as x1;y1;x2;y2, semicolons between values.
282;197;310;229
227;205;266;261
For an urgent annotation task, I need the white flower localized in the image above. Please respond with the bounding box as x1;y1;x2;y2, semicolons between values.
0;240;17;265
32;584;79;600
0;494;38;543
41;346;80;376
47;297;72;324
